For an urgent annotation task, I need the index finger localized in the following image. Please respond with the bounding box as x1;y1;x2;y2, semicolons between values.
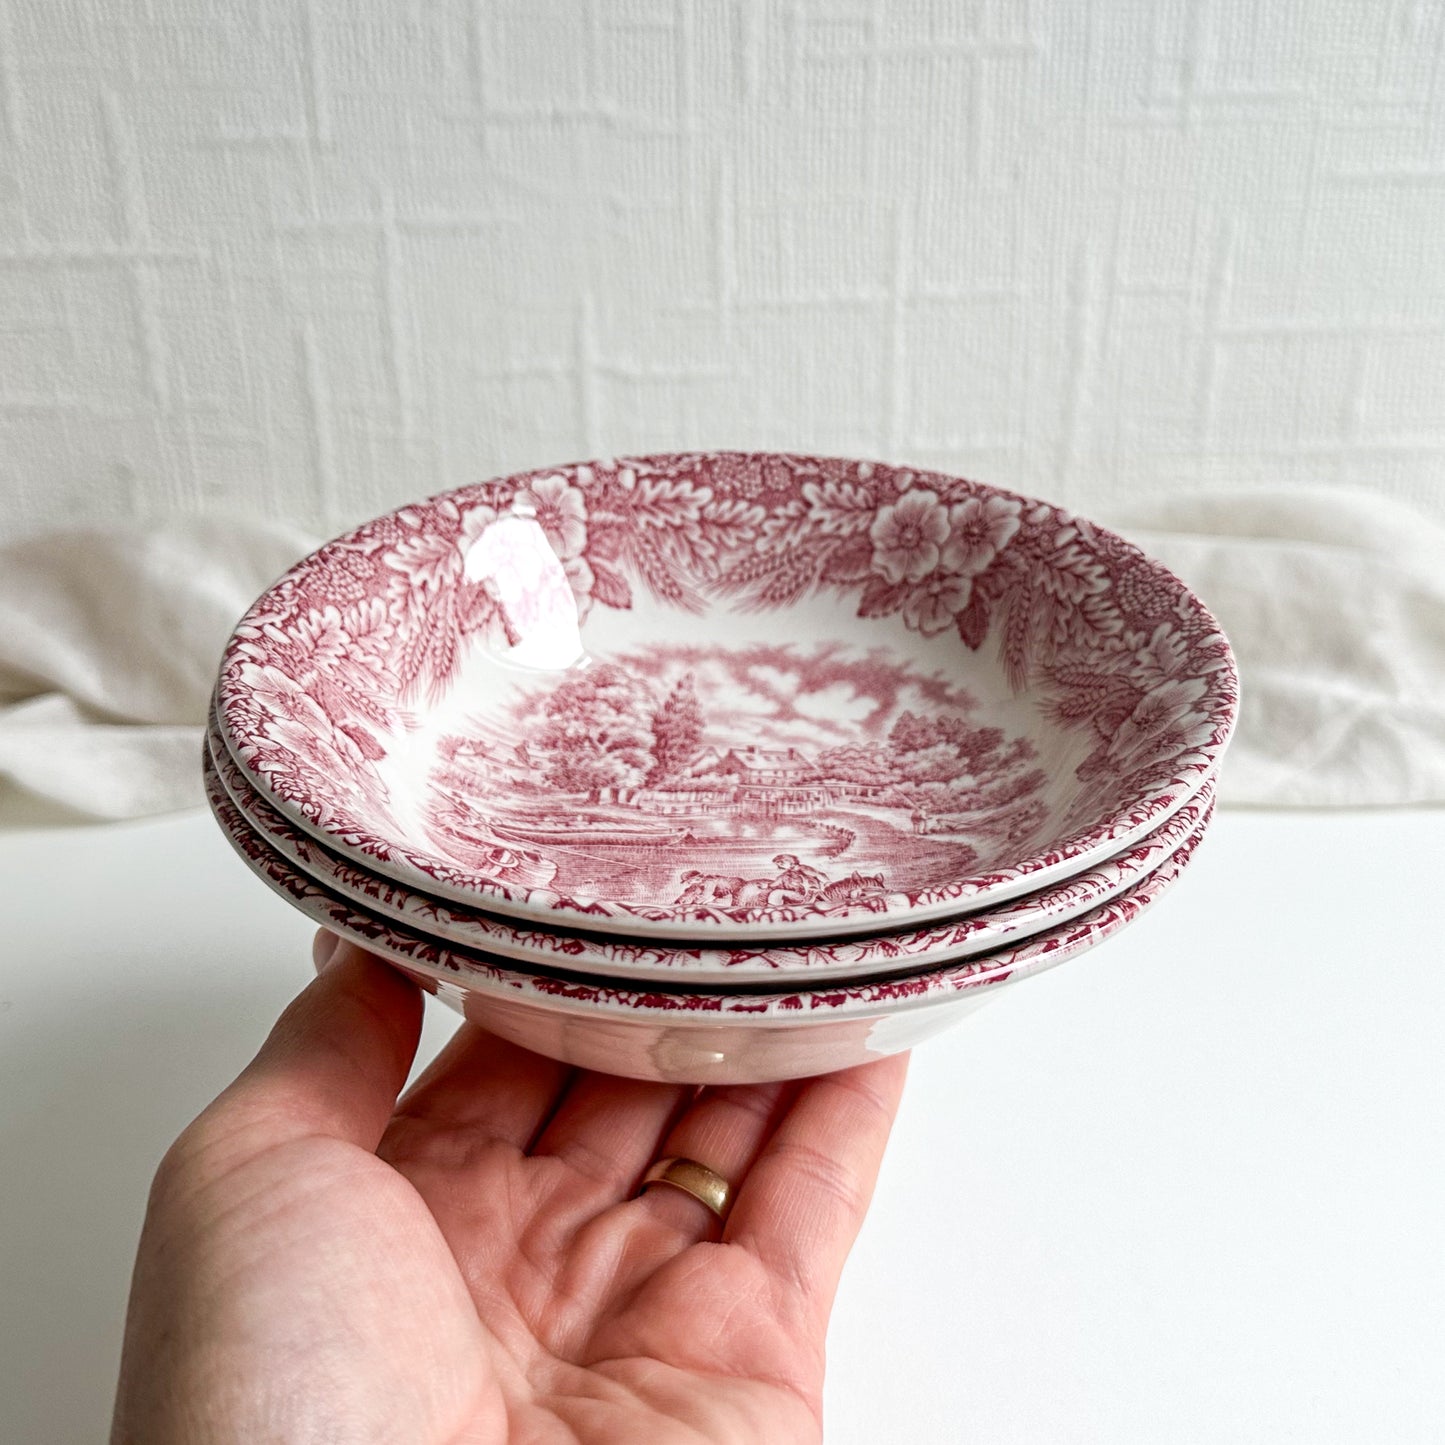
724;1052;909;1316
210;936;423;1153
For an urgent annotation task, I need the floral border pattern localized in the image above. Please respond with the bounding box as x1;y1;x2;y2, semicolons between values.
216;452;1236;932
208;711;1215;980
207;747;1213;1017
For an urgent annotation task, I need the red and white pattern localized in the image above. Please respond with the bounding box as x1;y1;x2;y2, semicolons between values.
216;453;1236;936
208;712;1215;982
422;640;1053;921
206;747;1214;1017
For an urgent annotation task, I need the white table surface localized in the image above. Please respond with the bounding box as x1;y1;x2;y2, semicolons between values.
1;804;1441;1443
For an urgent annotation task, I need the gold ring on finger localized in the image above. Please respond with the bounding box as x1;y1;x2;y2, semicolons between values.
638;1156;734;1223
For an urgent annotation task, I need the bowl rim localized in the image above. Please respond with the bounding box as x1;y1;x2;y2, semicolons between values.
206;747;1213;1022
208;707;1217;982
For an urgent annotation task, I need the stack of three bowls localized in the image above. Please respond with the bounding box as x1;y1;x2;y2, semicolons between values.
207;453;1235;1084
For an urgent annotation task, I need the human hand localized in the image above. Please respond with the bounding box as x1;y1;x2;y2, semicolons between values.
111;933;908;1443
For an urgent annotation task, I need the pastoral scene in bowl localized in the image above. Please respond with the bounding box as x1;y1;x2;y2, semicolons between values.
415;640;1050;919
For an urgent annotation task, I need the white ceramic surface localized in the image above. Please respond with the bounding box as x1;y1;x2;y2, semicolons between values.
216;454;1236;940
208;713;1217;984
207;757;1213;1083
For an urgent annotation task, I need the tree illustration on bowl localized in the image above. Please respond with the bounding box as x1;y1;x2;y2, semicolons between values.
421;643;1048;909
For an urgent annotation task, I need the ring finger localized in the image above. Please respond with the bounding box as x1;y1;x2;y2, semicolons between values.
621;1076;798;1247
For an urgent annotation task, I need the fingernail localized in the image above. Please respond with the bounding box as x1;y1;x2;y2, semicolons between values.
312;929;342;973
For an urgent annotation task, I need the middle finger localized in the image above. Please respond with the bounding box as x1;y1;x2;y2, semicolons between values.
526;1071;692;1208
379;1023;574;1162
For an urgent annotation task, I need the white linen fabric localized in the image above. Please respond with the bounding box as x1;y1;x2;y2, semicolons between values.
1;491;1442;824
1103;491;1445;809
0;519;317;822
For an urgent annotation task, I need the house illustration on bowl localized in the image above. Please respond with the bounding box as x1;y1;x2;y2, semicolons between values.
687;745;828;815
643;743;905;817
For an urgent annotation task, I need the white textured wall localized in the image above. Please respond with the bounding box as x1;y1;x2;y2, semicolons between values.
2;0;1444;541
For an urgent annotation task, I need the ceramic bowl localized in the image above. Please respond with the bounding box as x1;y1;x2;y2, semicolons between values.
216;454;1236;940
208;713;1216;984
207;758;1214;1084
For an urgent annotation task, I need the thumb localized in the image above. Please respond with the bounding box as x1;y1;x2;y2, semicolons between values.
213;932;424;1152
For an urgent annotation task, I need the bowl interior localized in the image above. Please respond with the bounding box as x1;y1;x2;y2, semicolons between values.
218;454;1235;935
